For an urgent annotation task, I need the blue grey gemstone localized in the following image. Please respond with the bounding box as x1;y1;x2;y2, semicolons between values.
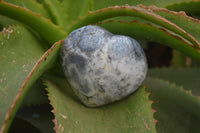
60;25;147;107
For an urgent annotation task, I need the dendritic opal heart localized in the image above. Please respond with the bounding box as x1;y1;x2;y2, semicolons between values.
60;25;147;107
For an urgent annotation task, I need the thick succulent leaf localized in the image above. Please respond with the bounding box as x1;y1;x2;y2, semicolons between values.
0;25;45;132
0;1;67;44
3;0;50;19
170;50;187;67
67;5;200;48
78;0;94;17
170;50;200;67
166;1;200;16
0;15;20;28
16;104;54;133
62;0;94;23
0;29;62;133
139;5;200;44
0;15;50;51
40;0;68;29
45;76;156;133
144;78;200;133
9;39;62;133
20;79;49;107
147;67;200;96
98;20;200;62
91;0;194;10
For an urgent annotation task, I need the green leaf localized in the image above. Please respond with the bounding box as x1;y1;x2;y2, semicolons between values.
166;1;200;16
21;79;49;107
67;5;200;48
79;0;94;17
98;20;200;62
0;14;50;50
139;5;200;45
62;0;94;24
3;0;51;19
147;67;200;96
45;75;156;133
144;78;200;133
0;25;45;132
91;0;195;10
170;50;187;67
40;0;68;29
0;1;67;44
0;26;62;132
0;15;20;28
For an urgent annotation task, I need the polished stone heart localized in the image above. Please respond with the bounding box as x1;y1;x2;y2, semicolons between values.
60;25;147;107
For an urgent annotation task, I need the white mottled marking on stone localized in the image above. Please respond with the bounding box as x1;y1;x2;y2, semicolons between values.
60;25;147;107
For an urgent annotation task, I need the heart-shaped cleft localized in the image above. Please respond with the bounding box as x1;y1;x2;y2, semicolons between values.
60;25;147;107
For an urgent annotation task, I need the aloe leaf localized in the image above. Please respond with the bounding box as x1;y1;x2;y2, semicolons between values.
98;20;200;62
0;25;45;132
0;27;62;132
3;0;51;19
0;15;20;28
170;50;187;67
166;1;200;16
144;78;200;133
0;15;49;50
67;5;200;48
0;1;67;44
40;0;68;29
62;0;94;23
45;75;156;133
139;5;200;44
147;67;200;96
16;104;54;133
91;0;194;9
79;0;94;17
20;79;49;107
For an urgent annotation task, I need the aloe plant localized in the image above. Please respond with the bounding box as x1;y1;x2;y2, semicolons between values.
0;0;200;132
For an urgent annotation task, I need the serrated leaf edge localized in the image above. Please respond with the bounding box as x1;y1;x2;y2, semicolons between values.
0;40;63;133
67;4;200;48
165;0;200;9
148;67;200;97
20;78;49;108
145;76;200;132
139;4;200;44
145;89;158;128
42;78;57;133
146;77;200;102
97;19;200;62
